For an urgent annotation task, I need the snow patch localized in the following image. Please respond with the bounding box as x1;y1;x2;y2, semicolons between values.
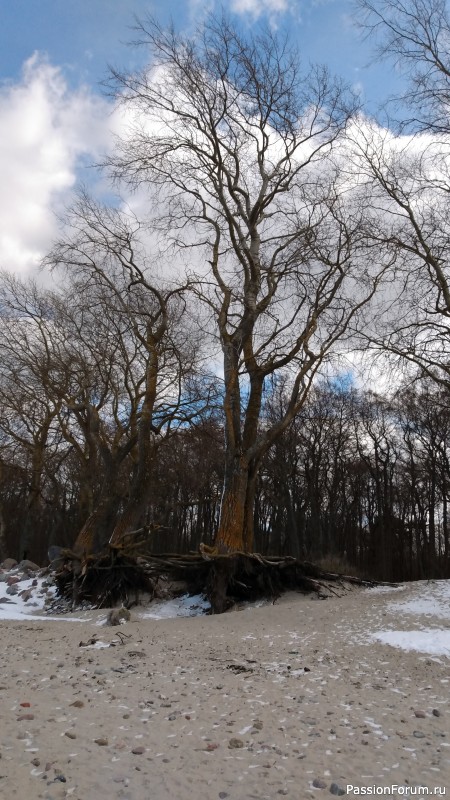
372;629;450;656
138;593;210;619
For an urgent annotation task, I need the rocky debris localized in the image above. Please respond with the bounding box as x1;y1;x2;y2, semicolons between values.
17;559;40;571
0;561;60;616
0;558;18;570
329;784;346;796
228;737;244;749
432;708;441;717
106;607;131;626
414;709;426;718
313;778;328;789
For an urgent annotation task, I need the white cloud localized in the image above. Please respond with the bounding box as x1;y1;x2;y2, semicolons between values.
0;53;115;274
229;0;290;18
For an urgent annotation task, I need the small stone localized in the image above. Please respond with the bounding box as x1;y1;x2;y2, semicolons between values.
329;783;346;796
252;720;263;731
206;743;219;751
1;558;18;569
413;731;426;738
64;731;77;739
20;702;31;707
313;779;328;789
70;700;84;708
94;737;109;746
31;758;41;767
228;738;244;749
17;713;34;721
414;710;426;718
432;709;441;717
278;791;289;796
55;774;66;783
18;559;40;571
218;793;229;799
131;747;145;755
168;714;177;721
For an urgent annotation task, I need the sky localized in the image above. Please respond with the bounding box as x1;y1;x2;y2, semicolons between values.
0;0;401;276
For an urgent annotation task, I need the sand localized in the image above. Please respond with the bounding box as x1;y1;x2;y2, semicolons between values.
0;585;448;799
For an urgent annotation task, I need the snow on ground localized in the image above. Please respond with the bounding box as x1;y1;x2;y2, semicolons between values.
373;629;450;656
137;593;211;619
387;579;450;619
0;571;88;622
1;560;450;659
369;580;450;657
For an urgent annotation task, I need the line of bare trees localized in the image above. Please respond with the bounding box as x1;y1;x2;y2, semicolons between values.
1;1;450;578
1;294;449;580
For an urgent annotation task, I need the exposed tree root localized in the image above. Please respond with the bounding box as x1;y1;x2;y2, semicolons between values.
52;546;387;614
53;551;157;609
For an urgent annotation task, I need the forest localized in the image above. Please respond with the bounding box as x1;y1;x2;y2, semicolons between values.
1;0;450;586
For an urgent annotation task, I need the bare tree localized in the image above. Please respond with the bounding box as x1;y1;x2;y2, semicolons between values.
356;0;450;132
105;14;389;553
348;115;450;387
350;0;450;388
45;193;212;557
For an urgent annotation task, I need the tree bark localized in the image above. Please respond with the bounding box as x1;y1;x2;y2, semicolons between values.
215;454;249;552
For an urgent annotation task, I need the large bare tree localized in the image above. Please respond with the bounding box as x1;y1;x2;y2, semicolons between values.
105;15;391;553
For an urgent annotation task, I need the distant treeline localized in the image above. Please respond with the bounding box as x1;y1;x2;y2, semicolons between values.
1;344;449;581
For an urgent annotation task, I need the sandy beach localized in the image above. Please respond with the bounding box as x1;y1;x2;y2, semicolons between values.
0;583;449;800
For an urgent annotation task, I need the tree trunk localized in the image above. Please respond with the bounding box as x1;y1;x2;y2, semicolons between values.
242;461;259;553
73;471;123;558
0;498;7;561
109;463;153;547
215;454;249;552
110;334;159;547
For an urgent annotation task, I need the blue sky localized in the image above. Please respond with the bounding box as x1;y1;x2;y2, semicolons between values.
0;0;400;275
0;0;396;103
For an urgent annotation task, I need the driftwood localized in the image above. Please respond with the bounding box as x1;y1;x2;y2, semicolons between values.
52;541;386;614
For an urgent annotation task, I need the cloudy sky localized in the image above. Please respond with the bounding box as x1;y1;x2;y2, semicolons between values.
0;0;398;275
